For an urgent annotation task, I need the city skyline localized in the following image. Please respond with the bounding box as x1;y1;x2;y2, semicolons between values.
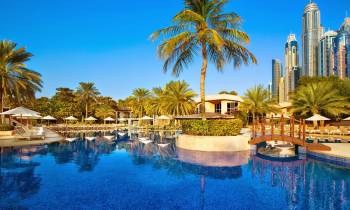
0;0;349;99
272;1;350;103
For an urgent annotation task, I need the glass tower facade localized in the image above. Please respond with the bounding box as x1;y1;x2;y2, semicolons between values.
319;31;337;77
334;18;350;79
272;59;282;99
302;2;323;77
284;34;299;101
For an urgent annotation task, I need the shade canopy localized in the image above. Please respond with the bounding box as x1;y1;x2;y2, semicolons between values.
0;106;39;116
13;113;42;119
271;114;290;119
140;116;153;120
104;117;115;121
343;116;350;121
85;116;97;121
305;114;330;121
42;115;56;120
158;115;171;120
118;118;127;121
65;116;78;121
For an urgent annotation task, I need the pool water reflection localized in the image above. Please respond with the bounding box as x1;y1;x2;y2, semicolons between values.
0;134;350;209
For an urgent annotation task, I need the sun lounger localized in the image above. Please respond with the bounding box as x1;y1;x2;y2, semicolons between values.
15;127;45;140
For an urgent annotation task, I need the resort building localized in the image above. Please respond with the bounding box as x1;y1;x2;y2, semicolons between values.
302;2;323;77
319;30;337;77
284;34;299;100
272;59;282;99
195;94;243;115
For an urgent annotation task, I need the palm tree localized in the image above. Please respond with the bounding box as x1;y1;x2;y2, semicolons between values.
291;82;350;117
0;40;42;113
131;88;151;117
95;104;115;120
147;87;166;116
76;82;100;119
240;85;277;122
151;0;256;119
162;80;197;116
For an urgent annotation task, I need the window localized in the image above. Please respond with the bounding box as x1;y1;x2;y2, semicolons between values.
227;102;239;113
215;103;221;113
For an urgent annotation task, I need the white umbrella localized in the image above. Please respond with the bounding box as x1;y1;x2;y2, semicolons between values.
140;116;153;120
158;115;171;120
42;115;56;120
104;117;115;121
0;106;39;115
343;116;350;121
65;116;78;121
13;114;42;119
305;114;330;121
85;116;97;121
118;118;127;122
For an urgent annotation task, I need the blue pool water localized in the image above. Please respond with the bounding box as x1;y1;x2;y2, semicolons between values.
1;134;350;210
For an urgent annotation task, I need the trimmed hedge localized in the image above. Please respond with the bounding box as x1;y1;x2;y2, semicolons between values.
180;119;243;136
0;124;14;131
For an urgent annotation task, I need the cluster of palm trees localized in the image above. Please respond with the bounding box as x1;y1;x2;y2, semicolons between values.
0;40;42;115
118;80;197;118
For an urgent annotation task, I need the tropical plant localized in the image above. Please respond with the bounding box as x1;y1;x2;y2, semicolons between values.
240;85;277;122
291;82;350;117
95;104;115;120
76;82;100;118
130;88;151;117
151;0;256;119
0;40;42;113
218;90;238;95
162;80;197;116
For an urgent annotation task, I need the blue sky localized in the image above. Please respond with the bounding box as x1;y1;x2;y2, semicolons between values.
0;0;349;99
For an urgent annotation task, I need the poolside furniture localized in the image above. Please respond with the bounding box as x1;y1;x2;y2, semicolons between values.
15;126;45;140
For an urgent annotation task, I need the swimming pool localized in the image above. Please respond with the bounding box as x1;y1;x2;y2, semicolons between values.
1;135;350;209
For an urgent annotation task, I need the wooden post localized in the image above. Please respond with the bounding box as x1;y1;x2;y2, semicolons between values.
290;116;294;139
280;115;284;141
299;119;302;140
303;120;306;146
271;115;274;141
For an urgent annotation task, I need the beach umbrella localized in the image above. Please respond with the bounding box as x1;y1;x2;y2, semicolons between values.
305;114;330;121
158;115;171;120
42;115;56;126
0;106;39;115
43;115;56;120
65;116;78;121
343;116;350;121
1;107;40;126
104;117;114;121
85;116;97;121
13;114;42;119
305;114;330;128
141;116;153;120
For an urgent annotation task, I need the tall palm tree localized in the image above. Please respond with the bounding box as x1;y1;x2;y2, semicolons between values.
291;82;350;117
147;87;166;116
0;40;42;113
240;85;277;122
76;82;100;119
162;80;197;116
151;0;256;119
131;88;151;117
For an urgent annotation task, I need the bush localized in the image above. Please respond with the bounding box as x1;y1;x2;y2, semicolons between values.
180;119;243;136
0;124;14;131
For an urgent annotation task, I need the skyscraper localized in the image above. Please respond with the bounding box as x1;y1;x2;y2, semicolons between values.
272;59;282;99
334;18;350;79
319;30;337;77
302;2;323;77
278;77;285;103
284;34;299;101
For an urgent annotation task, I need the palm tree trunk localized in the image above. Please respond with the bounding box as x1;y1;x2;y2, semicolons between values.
85;104;88;119
0;89;4;124
200;43;208;120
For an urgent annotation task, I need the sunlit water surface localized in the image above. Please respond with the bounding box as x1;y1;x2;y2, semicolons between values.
1;133;350;210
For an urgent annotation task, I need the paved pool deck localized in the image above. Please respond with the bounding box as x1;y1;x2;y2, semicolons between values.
310;143;350;159
0;129;64;148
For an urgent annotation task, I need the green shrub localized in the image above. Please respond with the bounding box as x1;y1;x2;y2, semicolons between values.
180;119;243;136
0;124;14;131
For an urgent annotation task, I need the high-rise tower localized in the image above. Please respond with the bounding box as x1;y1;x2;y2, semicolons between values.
319;30;337;77
334;18;350;79
284;34;299;101
302;2;323;77
272;59;282;100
